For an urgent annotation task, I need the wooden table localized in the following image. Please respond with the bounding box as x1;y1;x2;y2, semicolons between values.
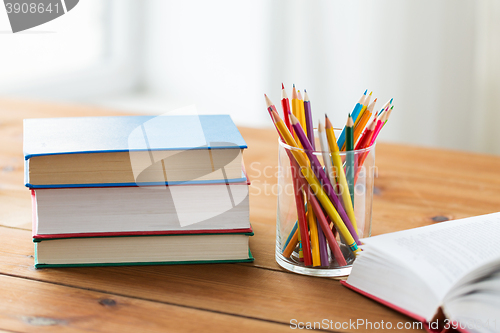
1;99;500;332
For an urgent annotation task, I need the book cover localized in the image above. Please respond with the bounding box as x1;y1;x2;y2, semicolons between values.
34;249;255;268
24;115;247;159
31;184;251;238
341;281;466;333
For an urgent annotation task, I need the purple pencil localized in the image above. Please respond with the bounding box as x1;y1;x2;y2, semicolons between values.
303;90;328;265
289;113;361;245
303;90;315;149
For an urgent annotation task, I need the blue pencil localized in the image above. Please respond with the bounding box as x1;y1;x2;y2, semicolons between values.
337;90;366;148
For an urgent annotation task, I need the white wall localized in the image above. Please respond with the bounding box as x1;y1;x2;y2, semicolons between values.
142;0;269;127
140;0;500;154
2;0;498;154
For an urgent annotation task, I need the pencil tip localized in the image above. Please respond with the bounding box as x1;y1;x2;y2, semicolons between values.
318;121;324;131
289;112;299;125
282;83;284;89
364;89;367;95
325;115;332;128
264;94;273;107
293;83;295;88
304;88;307;92
373;98;377;103
390;98;393;104
369;91;373;96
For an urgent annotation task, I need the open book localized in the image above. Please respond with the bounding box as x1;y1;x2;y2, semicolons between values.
343;213;500;333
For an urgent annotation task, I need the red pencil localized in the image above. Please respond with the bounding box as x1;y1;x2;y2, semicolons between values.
298;175;347;266
281;83;292;131
355;115;377;150
269;109;313;266
265;95;312;265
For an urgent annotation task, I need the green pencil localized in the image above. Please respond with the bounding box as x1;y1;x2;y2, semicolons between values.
345;114;355;207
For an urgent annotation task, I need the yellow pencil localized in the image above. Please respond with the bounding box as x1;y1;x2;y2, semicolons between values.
325;115;358;235
291;85;302;146
307;209;321;266
270;110;360;253
297;90;307;133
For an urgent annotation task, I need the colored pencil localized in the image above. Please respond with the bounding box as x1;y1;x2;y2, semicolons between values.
282;221;298;253
354;119;377;184
298;175;348;266
316;122;336;267
324;115;358;234
353;98;377;147
291;85;301;144
342;92;372;151
297;90;307;132
290;113;361;245
302;90;329;265
281;83;292;131
355;115;377;151
370;110;387;146
350;90;368;124
337;90;366;149
270;110;360;253
307;207;321;266
265;95;311;264
282;228;298;258
353;91;372;127
291;166;311;264
318;121;337;190
345;114;355;207
383;105;394;127
303;90;314;148
378;98;393;116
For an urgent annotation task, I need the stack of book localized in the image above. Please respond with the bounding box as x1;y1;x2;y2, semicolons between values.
24;115;253;268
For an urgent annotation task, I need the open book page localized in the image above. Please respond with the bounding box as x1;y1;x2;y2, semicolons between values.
443;268;500;333
347;249;441;320
445;291;500;333
359;213;500;306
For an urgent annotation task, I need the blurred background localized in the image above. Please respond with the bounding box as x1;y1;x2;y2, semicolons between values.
1;0;499;154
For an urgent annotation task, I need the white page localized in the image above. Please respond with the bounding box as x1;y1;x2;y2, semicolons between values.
361;212;500;300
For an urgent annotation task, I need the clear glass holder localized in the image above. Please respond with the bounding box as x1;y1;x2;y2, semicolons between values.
275;132;376;278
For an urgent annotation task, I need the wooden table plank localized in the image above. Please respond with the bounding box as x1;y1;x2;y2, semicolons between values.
0;226;423;333
0;274;293;333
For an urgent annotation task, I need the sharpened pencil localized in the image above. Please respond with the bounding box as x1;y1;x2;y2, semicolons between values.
325;115;358;234
337;90;366;149
281;83;292;131
345;114;355;207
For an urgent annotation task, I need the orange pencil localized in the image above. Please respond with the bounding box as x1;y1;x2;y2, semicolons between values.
353;98;377;146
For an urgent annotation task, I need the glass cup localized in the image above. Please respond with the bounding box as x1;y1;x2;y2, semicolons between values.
275;131;375;277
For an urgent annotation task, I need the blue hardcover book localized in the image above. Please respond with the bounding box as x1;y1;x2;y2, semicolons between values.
24;115;247;188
